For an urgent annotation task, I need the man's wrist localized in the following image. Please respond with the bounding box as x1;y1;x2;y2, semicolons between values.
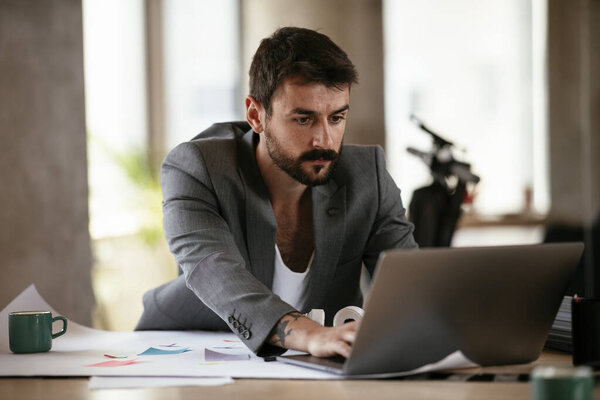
267;311;321;352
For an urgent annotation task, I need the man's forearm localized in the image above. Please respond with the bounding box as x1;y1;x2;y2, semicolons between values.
268;312;316;350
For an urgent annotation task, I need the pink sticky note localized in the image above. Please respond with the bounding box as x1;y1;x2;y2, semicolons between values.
85;358;143;367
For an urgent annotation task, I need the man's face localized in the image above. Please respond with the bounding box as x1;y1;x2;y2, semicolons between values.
263;79;349;186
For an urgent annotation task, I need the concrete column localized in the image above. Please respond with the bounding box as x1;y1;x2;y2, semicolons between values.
240;0;385;147
547;0;600;295
0;0;93;324
547;0;600;226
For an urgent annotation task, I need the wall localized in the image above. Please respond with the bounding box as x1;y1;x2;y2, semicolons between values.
0;0;93;324
240;0;385;147
547;0;600;226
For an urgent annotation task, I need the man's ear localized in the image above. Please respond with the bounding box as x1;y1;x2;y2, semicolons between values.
245;96;266;133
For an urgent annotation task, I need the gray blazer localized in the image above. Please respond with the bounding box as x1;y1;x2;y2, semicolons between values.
136;121;417;354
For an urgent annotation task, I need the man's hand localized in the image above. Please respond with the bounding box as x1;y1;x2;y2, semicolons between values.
268;312;359;358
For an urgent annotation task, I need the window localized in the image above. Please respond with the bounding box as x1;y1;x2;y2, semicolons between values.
83;0;241;330
84;0;148;239
163;0;241;149
383;0;549;217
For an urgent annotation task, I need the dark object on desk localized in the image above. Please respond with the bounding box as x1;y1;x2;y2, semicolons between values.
278;243;583;377
572;296;600;367
545;296;573;353
406;115;480;247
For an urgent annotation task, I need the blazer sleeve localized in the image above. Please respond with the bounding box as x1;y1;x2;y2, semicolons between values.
362;146;418;274
161;142;296;354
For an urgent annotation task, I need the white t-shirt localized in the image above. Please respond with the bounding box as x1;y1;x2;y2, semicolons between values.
271;245;314;311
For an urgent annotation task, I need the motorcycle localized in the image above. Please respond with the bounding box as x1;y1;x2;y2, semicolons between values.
407;115;480;247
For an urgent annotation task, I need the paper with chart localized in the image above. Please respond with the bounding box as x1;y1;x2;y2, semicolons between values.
0;285;475;378
0;285;333;378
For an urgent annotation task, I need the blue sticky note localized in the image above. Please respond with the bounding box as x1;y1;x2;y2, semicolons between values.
137;347;190;356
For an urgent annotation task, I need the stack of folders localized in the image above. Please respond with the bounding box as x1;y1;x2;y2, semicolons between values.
545;296;573;352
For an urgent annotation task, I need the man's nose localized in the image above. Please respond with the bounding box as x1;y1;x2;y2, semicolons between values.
312;118;333;148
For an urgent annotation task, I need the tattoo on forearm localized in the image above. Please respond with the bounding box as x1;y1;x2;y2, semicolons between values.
274;320;292;347
289;312;301;321
269;312;302;348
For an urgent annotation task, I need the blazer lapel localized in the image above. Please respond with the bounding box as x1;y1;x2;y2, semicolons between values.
238;131;276;289
304;180;347;312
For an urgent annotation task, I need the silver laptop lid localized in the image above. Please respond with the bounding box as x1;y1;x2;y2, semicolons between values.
344;242;583;375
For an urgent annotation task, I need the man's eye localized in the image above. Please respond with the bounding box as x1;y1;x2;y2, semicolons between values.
296;117;311;125
330;115;345;124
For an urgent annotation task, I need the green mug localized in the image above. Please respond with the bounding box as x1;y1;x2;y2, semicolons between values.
9;311;68;353
531;366;594;400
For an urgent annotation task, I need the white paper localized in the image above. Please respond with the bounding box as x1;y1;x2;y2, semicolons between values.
1;284;477;379
0;285;335;379
379;350;477;378
88;376;234;390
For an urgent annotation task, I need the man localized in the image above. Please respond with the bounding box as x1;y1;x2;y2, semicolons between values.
136;27;417;358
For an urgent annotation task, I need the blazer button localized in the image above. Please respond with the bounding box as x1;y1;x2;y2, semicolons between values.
237;325;245;333
243;330;251;340
232;321;239;329
228;316;234;323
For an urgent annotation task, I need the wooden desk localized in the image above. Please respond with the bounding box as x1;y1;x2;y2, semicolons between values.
1;352;597;400
0;378;556;400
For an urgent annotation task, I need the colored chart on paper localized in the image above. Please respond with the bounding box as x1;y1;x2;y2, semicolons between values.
138;347;190;356
86;359;143;368
104;354;128;359
205;349;251;362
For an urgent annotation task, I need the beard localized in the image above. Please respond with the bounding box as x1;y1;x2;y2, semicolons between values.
264;125;342;186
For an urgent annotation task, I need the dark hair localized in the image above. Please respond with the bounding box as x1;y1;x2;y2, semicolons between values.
249;27;359;115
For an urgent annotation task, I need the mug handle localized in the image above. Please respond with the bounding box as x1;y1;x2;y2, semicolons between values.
52;316;68;339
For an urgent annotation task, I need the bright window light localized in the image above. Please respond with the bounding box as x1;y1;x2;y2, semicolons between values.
383;0;549;217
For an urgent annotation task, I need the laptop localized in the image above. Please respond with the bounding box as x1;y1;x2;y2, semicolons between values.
277;242;584;377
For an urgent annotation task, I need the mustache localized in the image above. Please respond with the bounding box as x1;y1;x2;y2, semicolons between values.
299;149;339;162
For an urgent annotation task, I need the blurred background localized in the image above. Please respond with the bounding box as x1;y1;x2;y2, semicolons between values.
0;0;598;331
